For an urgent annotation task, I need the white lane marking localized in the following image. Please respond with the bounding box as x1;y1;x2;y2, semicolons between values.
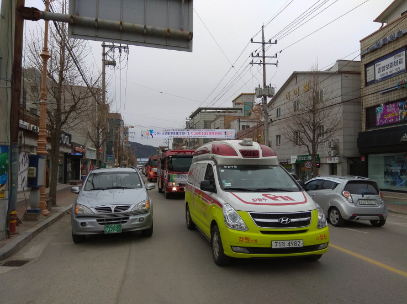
386;222;407;227
388;214;407;219
344;228;368;234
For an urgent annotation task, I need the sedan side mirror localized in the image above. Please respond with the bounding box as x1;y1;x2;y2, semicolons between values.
146;183;156;190
71;186;80;194
200;180;217;193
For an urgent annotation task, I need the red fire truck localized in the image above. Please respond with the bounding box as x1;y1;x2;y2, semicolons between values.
157;149;194;199
145;156;159;182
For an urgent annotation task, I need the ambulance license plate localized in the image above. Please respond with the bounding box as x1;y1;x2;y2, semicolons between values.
104;224;122;234
272;240;303;248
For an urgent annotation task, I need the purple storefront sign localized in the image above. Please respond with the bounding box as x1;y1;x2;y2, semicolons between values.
376;101;407;126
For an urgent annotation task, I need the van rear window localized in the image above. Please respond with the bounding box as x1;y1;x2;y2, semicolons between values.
344;181;379;195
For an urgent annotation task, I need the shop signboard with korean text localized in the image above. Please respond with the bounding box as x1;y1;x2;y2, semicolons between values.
374;48;406;82
376;101;407;126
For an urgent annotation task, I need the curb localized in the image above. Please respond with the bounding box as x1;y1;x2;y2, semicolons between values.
0;204;72;262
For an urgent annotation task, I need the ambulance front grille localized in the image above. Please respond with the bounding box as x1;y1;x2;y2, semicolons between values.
249;211;311;228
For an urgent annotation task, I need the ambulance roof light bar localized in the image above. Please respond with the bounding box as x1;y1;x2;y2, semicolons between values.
211;143;238;156
240;138;253;146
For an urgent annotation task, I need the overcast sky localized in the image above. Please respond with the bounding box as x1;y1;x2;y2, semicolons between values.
24;0;393;148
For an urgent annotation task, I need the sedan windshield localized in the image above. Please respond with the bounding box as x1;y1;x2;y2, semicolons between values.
217;165;300;192
83;172;142;190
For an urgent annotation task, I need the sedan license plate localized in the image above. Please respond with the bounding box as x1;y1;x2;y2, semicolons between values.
272;240;303;248
358;200;376;205
104;224;122;234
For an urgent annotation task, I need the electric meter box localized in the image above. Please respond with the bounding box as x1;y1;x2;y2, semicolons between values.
27;155;46;188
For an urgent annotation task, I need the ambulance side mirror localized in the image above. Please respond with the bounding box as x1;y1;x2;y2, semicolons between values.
200;180;217;193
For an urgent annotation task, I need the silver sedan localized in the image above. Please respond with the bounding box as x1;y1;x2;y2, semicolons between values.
71;168;155;243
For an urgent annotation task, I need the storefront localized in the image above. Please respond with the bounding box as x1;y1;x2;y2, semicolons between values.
58;131;72;184
358;125;407;192
64;143;84;183
292;154;320;181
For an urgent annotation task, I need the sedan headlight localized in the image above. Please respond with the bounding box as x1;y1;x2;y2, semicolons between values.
315;203;327;229
223;203;248;231
131;200;151;211
74;204;94;215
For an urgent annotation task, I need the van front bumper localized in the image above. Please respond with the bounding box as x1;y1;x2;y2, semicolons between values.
219;226;329;258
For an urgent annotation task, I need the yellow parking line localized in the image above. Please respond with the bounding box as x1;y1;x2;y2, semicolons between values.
330;244;407;278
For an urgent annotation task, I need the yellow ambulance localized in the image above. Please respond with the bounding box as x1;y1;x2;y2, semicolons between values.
185;139;329;266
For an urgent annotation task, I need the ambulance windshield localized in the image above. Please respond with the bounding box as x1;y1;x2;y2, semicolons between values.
217;165;300;192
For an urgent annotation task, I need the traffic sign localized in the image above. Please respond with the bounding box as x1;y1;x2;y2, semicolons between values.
304;161;313;169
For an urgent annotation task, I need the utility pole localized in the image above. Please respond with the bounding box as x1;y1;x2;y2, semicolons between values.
101;43;128;164
250;26;278;147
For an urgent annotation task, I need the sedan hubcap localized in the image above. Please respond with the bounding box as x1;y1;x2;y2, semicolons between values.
330;210;339;224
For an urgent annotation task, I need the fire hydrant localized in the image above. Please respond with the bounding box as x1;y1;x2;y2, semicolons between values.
9;210;17;235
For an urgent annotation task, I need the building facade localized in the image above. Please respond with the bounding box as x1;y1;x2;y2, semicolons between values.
268;60;362;181
358;0;407;194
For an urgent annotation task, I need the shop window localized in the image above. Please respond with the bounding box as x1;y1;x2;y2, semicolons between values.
369;153;407;191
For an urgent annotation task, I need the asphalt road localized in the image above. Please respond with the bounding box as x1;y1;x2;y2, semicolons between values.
0;182;406;304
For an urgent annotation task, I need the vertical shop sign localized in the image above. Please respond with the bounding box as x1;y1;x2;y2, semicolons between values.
0;146;10;199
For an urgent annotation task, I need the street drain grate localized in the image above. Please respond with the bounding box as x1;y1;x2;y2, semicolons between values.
1;260;30;267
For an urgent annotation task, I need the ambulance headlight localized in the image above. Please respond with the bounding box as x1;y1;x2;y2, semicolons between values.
315;203;327;229
223;203;248;231
168;182;179;186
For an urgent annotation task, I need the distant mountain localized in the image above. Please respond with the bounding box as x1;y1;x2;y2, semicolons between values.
129;141;158;159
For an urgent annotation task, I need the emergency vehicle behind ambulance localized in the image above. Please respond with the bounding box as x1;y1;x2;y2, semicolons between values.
145;156;159;182
185;139;329;266
157;149;194;199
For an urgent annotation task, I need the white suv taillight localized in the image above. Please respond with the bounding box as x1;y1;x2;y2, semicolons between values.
342;191;353;203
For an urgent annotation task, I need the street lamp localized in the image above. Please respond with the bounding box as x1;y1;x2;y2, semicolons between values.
37;0;51;216
116;125;134;167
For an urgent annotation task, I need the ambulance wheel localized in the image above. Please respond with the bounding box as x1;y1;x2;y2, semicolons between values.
329;207;344;227
165;189;171;199
211;225;231;266
305;254;322;261
158;182;163;193
186;205;195;230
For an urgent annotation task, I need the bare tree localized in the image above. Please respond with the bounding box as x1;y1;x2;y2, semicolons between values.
279;67;342;176
78;94;111;167
24;0;98;206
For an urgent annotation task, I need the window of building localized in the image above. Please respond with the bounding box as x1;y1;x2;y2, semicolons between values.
317;125;324;137
241;125;250;130
276;108;281;117
294;131;300;145
276;135;281;146
294;99;300;111
318;90;323;102
203;120;212;129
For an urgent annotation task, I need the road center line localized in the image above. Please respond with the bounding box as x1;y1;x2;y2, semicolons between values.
330;244;407;278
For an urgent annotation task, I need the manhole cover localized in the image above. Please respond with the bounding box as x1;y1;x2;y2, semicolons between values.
1;260;30;267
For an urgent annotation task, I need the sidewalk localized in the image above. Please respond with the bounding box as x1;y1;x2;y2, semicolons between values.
0;183;79;261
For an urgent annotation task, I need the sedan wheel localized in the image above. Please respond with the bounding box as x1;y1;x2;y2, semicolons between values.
211;225;231;266
141;223;153;237
329;207;344;227
370;219;386;227
72;232;86;244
